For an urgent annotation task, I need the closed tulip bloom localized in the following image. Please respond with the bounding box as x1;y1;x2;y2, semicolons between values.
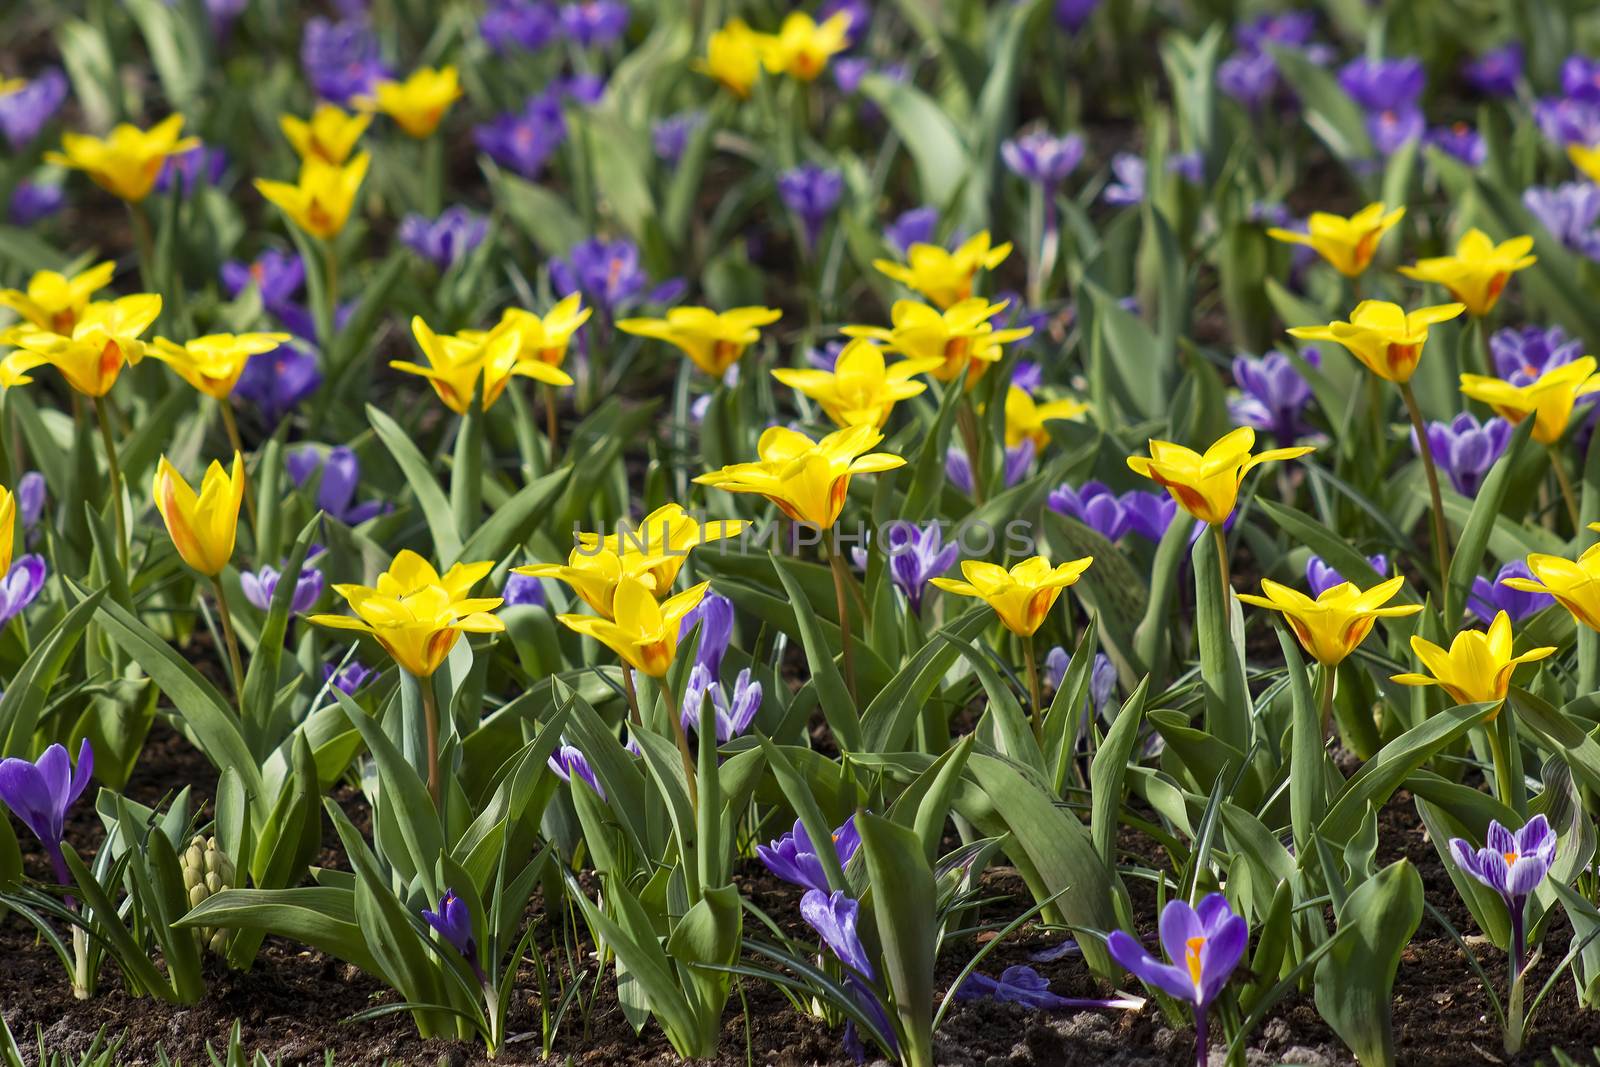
873;231;1012;309
0;485;12;578
844;298;1031;387
1391;611;1556;708
618;306;782;377
45;114;200;202
930;555;1092;637
694;18;767;98
1459;357;1600;445
0;261;115;333
515;548;659;618
5;294;163;397
557;576;709;677
310;551;505;678
1237;576;1422;666
393;315;572;415
254;153;370;239
695;424;905;529
152;454;246;576
761;12;852;81
772;338;939;428
575;503;744;591
149;332;293;398
1267;202;1405;277
1287;300;1464;384
493;294;592;368
1399;229;1536;317
1004;386;1089;449
1502;541;1600;631
279;103;371;164
363;66;462;138
1127;427;1314;525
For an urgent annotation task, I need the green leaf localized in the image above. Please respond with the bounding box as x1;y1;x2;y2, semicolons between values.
859;814;937;1067
0;590;103;756
859;75;974;223
1090;677;1149;869
1446;417;1533;621
1314;859;1423;1067
367;403;462;561
771;554;862;751
451;467;571;568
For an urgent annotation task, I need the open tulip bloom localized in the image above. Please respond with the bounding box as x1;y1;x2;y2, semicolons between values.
1459;357;1600;524
1266;202;1404;277
45;115;200;203
1504;537;1600;632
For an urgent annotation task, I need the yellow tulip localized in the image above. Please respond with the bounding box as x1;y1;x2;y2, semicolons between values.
152;453;245;577
873;231;1012;309
1398;229;1536;317
362;66;462;138
0;484;13;579
694;18;768;98
843;298;1031;387
492;295;592;368
771;338;940;428
1127;426;1314;526
44;115;200;202
1459;358;1600;446
253;153;369;240
761;12;851;81
279;103;371;164
0;354;35;389
618;306;782;377
1237;576;1422;666
1266;202;1405;277
1003;386;1089;449
695;424;905;529
310;551;505;678
1391;611;1556;709
149;332;292;399
392;315;573;415
5;294;163;397
1569;142;1600;185
557;576;709;678
0;78;23;96
1503;542;1600;632
575;503;745;591
515;548;660;619
0;261;116;333
929;556;1093;637
1286;300;1464;384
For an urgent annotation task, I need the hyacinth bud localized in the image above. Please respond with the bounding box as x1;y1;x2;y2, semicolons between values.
180;834;235;953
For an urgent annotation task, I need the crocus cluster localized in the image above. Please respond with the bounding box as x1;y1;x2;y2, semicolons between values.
1229;349;1319;444
1048;481;1176;543
399;207;489;270
475;93;566;179
1338;55;1425;156
1416;413;1512;497
850;523;959;614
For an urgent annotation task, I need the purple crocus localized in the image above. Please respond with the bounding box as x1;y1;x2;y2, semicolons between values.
1523;184;1600;261
1338;57;1425;113
1463;44;1522;97
1102;154;1146;206
1053;0;1099;33
286;445;385;525
800;889;875;980
1426;123;1486;167
300;17;387;105
1368;107;1424;156
819;0;871;44
1107;895;1248;1067
549;743;604;798
850;523;958;614
421;889;483;978
475;94;567;180
1001;130;1085;189
1306;554;1388;597
399;207;488;269
757;815;861;894
480;0;560;53
1565;55;1600;104
1469;560;1554;626
1235;11;1318;51
1229;349;1318;443
957;964;1145;1011
323;660;375;695
679;591;734;677
502;572;547;607
1533;98;1600;149
946;441;1034;496
549;237;683;314
233;342;323;425
9;181;64;225
682;666;763;742
777;164;845;251
1420;413;1513;497
240;564;325;613
155;145;228;196
652;111;704;165
0;69;68;149
1049;481;1175;543
884;206;938;256
17;472;46;530
561;1;628;47
0;739;93;884
221;250;319;339
1449;815;1556;974
0;555;47;625
1490;325;1585;382
1218;49;1281;109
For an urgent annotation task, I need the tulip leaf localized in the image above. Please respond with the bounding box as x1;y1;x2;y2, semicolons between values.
1313;858;1423;1067
771;555;864;751
859;75;975;226
367;403;462;561
1446;413;1533;622
0;589;103;757
1192;528;1252;757
859;813;937;1067
860;607;990;753
451;466;571;569
1090;676;1150;870
1267;44;1374;164
241;515;320;759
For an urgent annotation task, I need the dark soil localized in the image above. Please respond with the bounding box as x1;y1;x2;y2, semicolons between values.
4;726;1600;1065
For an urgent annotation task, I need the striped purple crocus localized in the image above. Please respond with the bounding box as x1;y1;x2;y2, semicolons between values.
1449;815;1556;977
1107;894;1248;1067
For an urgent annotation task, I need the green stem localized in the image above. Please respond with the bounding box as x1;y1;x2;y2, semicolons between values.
1549;445;1582;530
319;237;340;348
1210;523;1231;604
420;675;443;808
128;203;157;292
828;531;858;706
1484;716;1516;812
956;399;986;503
1024;635;1044;744
544;384;560;457
72;926;90;1000
208;576;245;708
93;398;128;572
1317;662;1336;739
1400;382;1453;610
658;676;698;810
621;664;641;726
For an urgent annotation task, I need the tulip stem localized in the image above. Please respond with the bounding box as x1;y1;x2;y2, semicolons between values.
219;402;259;544
1549;445;1582;530
1317;662;1336;739
93;398;128;572
1484;717;1518;813
208;577;246;707
957;400;986;503
1399;382;1452;605
421;675;443;808
828;532;859;706
621;664;641;725
1023;635;1045;744
657;676;698;810
544;384;560;457
1210;524;1231;601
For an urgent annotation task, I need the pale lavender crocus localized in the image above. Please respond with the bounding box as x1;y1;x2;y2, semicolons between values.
502;572;547;607
0;739;93;884
1230;349;1318;443
679;591;734;677
240;563;324;613
0;555;46;625
652;111;704;164
851;523;959;614
1107;894;1248;1067
399;207;488;269
17;472;46;529
1048;481;1175;542
1469;560;1554;626
1001;130;1085;189
778;164;845;251
1418;413;1513;497
800;888;875;980
946;441;1034;495
0;69;68;148
757;815;861;894
323;659;375;695
1523;184;1600;261
549;743;604;798
1490;325;1585;382
1306;554;1388;597
286;446;385;525
957;964;1145;1011
884;206;938;256
681;665;762;742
